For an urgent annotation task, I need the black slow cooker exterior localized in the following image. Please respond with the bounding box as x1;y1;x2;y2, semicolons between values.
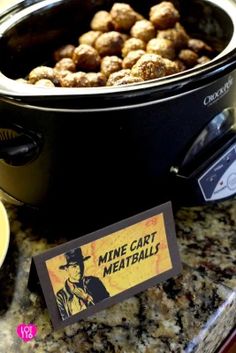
0;0;235;232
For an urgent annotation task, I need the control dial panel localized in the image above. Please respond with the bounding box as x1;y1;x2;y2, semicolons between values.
198;143;236;201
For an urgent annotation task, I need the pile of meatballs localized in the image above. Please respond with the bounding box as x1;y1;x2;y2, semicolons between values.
18;1;215;88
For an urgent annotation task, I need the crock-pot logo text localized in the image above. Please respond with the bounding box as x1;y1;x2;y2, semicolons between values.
204;76;233;106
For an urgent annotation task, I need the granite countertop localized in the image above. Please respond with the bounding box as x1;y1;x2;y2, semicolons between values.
0;200;235;353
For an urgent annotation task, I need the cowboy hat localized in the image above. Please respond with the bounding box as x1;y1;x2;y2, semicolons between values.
59;247;91;270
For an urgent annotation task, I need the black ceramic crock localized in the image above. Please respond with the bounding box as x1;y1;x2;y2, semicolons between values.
0;0;235;233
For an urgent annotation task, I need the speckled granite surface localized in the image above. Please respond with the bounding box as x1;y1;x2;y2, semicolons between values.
0;200;235;353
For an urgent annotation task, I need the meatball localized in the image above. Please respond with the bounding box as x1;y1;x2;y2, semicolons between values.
72;44;101;71
107;69;131;85
131;54;166;80
122;37;146;57
60;72;89;87
174;59;186;72
54;69;72;86
122;49;145;69
188;38;213;54
146;38;175;60
162;58;179;75
54;58;76;72
53;44;75;62
35;79;55;87
130;20;156;42
157;23;189;50
110;3;139;31
86;72;107;86
95;31;124;57
150;1;180;29
28;66;55;84
178;49;199;67
90;11;114;32
16;78;29;84
101;56;123;77
79;31;102;47
111;75;143;86
197;56;211;65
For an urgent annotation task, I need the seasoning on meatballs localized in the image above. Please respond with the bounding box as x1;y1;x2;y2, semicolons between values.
35;79;55;87
60;72;90;87
86;72;107;86
95;31;124;57
28;66;55;84
54;58;76;72
130;20;156;42
122;37;146;57
188;38;213;54
101;56;123;77
146;38;176;60
122;49;145;69
90;11;114;32
79;31;102;47
157;22;189;50
131;54;166;80
53;44;75;62
111;75;143;86
72;44;101;71
110;3;139;31
107;69;131;85
178;49;199;67
150;1;180;29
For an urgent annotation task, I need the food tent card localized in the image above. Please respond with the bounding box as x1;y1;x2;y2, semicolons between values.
29;201;182;330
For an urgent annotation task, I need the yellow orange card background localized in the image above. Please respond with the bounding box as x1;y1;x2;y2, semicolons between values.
46;213;172;298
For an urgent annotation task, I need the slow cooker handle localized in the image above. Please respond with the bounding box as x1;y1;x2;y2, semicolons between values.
0;129;41;166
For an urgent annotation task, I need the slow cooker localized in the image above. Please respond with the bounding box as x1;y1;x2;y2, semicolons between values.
0;0;235;232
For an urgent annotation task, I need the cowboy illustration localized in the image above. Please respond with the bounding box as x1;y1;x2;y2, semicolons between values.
56;247;110;320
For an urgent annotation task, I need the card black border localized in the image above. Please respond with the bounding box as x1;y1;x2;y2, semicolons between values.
31;201;182;330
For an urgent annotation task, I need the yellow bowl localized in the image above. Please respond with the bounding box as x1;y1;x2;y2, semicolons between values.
0;201;10;268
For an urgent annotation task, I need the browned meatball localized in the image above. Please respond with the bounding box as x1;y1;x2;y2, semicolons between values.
35;79;55;87
130;20;156;43
122;37;146;57
178;49;199;67
107;69;131;85
157;23;189;50
122;49;145;69
28;66;55;84
150;1;180;29
188;38;213;54
60;72;90;87
54;58;76;72
90;11;114;32
111;75;143;86
95;31;124;57
54;69;72;86
146;38;175;60
162;58;179;75
53;44;75;62
197;56;211;65
110;3;138;31
79;31;102;47
131;54;166;80
101;56;123;77
86;72;107;86
72;44;101;71
174;59;186;72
